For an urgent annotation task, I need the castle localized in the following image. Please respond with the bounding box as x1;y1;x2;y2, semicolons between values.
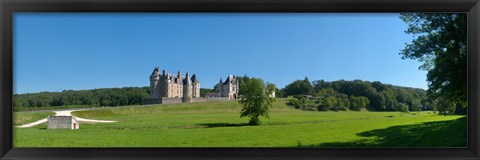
206;75;239;100
148;67;200;102
142;67;238;105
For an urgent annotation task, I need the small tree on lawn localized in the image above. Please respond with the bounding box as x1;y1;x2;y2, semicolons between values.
434;97;456;116
238;78;276;125
395;103;409;115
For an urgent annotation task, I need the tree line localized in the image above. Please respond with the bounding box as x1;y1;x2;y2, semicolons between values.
278;77;465;115
14;87;150;111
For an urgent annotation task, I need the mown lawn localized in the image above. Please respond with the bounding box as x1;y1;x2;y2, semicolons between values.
13;99;466;147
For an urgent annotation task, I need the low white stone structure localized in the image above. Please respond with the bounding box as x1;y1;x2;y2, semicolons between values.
47;116;79;130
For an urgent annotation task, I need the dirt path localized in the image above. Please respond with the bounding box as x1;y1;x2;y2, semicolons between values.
16;109;117;128
16;118;48;128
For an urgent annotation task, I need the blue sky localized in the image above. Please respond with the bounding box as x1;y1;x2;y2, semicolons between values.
13;13;426;94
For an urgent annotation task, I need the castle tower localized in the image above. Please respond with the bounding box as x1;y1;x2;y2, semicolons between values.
160;69;169;97
182;72;193;102
149;67;160;98
191;74;200;98
177;71;182;84
219;75;238;100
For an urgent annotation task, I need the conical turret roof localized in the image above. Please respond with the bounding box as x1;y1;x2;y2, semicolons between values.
184;72;192;85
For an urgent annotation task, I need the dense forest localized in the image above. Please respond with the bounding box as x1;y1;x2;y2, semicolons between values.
13;87;150;111
275;77;465;115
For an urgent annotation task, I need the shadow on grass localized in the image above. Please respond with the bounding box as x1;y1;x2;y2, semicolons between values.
298;117;467;147
197;122;251;128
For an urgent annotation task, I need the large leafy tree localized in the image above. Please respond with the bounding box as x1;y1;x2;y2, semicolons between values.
399;13;467;105
238;78;276;125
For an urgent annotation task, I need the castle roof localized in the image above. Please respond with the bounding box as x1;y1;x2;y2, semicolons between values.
174;77;179;84
223;75;235;84
191;74;199;83
183;73;192;85
151;67;160;76
152;67;199;85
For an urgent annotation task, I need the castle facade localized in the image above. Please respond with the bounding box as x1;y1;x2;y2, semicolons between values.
205;75;239;100
219;75;239;100
149;67;200;102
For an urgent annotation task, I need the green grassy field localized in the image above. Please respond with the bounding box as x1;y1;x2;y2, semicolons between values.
14;105;93;112
13;111;55;126
13;99;466;147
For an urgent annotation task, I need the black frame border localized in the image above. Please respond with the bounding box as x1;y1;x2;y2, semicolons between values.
1;0;479;159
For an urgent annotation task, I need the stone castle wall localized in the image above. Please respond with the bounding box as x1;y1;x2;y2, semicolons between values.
142;98;162;105
141;97;230;105
205;97;230;101
161;97;183;104
141;97;183;105
189;97;230;103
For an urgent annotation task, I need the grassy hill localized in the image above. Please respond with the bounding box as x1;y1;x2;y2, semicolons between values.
13;98;466;147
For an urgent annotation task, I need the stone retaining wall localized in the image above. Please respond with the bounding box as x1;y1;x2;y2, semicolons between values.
142;97;231;105
206;97;230;101
161;97;183;104
141;98;162;105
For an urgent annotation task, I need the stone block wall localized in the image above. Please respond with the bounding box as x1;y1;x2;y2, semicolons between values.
161;97;183;104
47;116;79;130
191;98;208;103
206;97;230;101
141;98;162;105
142;97;231;105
